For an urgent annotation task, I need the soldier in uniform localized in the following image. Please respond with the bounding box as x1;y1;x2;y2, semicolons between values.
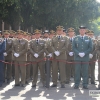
45;30;56;77
0;33;5;87
3;30;13;84
12;30;28;87
51;26;68;88
87;30;97;84
30;29;46;87
9;30;16;79
72;26;92;89
66;27;75;84
24;32;32;84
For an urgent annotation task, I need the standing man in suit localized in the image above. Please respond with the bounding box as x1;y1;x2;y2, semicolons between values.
3;30;13;84
66;27;75;84
72;26;92;89
12;30;28;87
51;26;69;88
0;34;5;87
30;29;46;87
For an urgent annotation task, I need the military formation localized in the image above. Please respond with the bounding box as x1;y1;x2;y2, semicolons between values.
0;25;100;90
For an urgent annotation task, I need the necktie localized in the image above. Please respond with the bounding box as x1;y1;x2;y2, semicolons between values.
19;40;20;43
81;36;83;41
70;38;72;42
58;36;60;40
36;40;38;44
5;38;7;43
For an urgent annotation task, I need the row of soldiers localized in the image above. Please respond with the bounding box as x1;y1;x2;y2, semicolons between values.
0;25;100;89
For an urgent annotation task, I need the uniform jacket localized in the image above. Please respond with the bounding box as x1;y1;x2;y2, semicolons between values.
45;39;53;55
4;38;13;60
51;35;69;60
30;38;45;61
90;39;97;61
66;38;74;60
72;35;92;61
96;40;100;59
27;41;31;62
12;38;28;61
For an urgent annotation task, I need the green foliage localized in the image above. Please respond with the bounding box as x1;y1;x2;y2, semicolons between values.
0;0;100;33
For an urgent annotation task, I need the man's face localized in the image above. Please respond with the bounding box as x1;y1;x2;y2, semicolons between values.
44;33;49;38
35;33;41;39
23;35;28;39
32;35;35;39
88;34;93;38
79;29;86;36
4;34;9;38
17;34;23;39
49;34;54;39
68;32;74;37
56;30;63;35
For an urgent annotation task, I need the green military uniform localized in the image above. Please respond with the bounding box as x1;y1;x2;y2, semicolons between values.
3;30;13;83
12;30;28;86
30;29;46;87
51;26;68;88
72;26;92;89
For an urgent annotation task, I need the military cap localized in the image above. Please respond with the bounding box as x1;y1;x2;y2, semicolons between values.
34;29;42;34
23;32;28;36
17;30;24;35
9;30;16;34
56;25;64;31
50;30;56;34
3;30;10;35
79;26;87;29
44;30;49;33
67;27;75;32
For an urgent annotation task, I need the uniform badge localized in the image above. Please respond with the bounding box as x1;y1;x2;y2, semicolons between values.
61;40;65;41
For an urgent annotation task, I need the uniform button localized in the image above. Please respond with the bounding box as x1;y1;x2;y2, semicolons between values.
58;42;59;43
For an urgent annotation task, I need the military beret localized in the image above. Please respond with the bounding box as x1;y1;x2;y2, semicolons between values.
9;30;16;34
50;30;56;34
34;29;42;34
87;30;94;35
17;30;24;35
3;30;10;35
23;32;29;36
67;27;75;32
56;25;64;31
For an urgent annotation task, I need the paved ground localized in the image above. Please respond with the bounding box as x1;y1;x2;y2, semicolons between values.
0;62;100;100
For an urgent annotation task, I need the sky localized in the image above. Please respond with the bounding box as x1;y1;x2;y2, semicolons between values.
96;0;100;3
